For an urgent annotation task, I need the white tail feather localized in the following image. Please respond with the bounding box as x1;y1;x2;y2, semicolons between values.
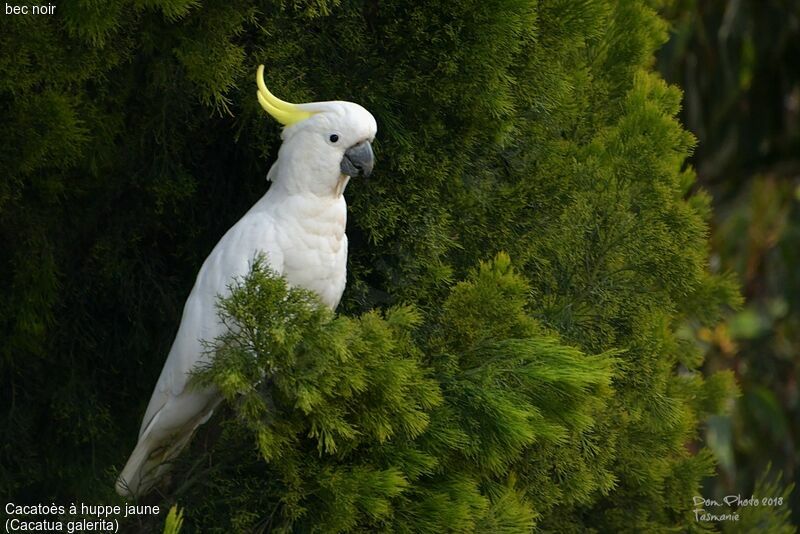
116;396;219;497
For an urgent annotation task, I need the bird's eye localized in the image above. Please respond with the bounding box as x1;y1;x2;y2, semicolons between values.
329;134;339;143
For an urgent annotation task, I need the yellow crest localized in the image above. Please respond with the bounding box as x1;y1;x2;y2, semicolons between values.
256;65;314;126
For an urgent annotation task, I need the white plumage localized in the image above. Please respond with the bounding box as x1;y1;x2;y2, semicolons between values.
116;68;377;497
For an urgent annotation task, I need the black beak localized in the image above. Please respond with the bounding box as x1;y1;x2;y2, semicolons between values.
340;141;374;178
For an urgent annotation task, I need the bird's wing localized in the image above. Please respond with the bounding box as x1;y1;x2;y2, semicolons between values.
137;212;285;439
117;211;287;496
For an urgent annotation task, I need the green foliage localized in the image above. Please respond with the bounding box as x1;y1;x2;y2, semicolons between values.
197;256;441;463
163;505;185;534
658;1;799;527
690;176;800;530
721;468;796;534
174;255;614;532
0;0;745;531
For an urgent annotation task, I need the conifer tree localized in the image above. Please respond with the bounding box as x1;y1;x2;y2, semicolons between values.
1;0;779;532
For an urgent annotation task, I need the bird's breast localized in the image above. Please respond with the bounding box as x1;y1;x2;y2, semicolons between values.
276;197;348;309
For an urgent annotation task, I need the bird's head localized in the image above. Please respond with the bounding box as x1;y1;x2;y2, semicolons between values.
257;65;377;197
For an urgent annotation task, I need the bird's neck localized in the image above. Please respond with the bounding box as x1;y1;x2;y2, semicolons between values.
266;176;349;202
268;154;348;198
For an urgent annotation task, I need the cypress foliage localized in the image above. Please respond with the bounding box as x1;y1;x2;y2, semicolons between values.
182;256;615;531
0;0;753;531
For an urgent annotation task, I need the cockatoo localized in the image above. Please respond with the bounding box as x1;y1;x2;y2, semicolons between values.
116;65;376;497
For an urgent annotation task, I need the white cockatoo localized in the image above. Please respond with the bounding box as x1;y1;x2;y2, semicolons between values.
116;65;377;497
